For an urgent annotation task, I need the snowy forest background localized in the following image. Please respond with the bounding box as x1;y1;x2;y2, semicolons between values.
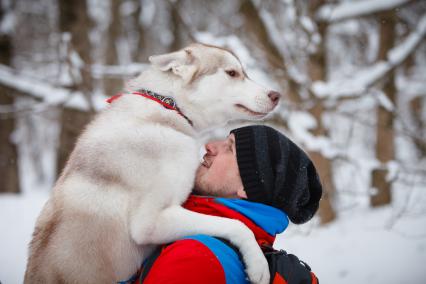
0;0;425;283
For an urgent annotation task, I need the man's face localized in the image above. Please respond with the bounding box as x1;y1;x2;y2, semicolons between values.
194;133;247;198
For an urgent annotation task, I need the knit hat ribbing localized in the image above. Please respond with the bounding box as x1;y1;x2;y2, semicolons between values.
231;125;322;224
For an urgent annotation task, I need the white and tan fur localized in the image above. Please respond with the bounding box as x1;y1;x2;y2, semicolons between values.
24;43;280;284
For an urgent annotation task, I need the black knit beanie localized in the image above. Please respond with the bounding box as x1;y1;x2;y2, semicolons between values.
230;125;322;224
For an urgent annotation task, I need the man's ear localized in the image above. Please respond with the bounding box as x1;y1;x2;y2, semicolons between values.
149;49;198;84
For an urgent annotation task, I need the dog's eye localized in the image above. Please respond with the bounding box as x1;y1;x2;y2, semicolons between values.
226;70;239;78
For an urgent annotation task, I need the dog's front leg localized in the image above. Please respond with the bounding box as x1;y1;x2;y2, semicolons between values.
131;205;270;284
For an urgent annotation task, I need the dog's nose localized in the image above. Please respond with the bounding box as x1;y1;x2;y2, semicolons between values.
268;91;281;105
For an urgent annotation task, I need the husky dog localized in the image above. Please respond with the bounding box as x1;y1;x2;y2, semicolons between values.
25;43;281;284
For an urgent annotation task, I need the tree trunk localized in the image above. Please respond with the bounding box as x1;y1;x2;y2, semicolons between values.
0;1;20;193
370;10;396;207
169;0;184;51
131;0;146;62
410;96;426;157
58;0;93;96
0;88;19;194
307;1;336;224
56;108;91;175
104;0;123;95
57;0;93;176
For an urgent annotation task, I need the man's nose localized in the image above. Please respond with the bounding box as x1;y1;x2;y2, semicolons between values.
268;91;281;106
205;143;217;155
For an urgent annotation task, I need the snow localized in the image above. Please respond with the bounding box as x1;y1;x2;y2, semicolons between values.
374;90;395;111
140;0;156;26
0;64;85;109
388;15;426;64
288;111;340;159
0;64;110;112
386;161;400;182
312;61;389;98
258;8;308;85
13;102;61;195
0;9;15;34
300;16;316;34
276;205;426;284
0;193;48;284
91;63;148;78
317;0;412;23
120;1;138;17
312;15;426;99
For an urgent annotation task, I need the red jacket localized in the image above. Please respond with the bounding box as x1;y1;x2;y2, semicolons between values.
125;195;288;284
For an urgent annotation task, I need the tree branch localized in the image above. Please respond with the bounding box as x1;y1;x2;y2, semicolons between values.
316;0;415;23
311;15;426;99
0;61;151;111
0;64;104;112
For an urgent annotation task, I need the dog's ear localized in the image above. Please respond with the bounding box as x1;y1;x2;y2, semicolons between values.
149;49;197;84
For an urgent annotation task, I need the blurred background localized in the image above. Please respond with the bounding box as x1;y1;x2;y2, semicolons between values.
0;0;425;283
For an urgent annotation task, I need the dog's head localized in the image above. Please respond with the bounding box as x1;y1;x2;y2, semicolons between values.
130;43;281;131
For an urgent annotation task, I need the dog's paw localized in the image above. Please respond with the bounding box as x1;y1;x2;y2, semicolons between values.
243;247;270;284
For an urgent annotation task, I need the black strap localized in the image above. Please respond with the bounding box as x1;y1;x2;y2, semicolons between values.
138;246;163;282
264;248;317;284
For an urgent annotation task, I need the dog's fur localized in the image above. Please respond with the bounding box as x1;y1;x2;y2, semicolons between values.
24;43;279;284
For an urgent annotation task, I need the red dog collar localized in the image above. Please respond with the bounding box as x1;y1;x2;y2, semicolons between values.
107;90;193;126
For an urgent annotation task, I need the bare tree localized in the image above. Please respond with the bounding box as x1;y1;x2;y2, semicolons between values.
410;96;426;156
104;0;124;94
370;10;397;207
237;0;337;223
130;0;146;62
0;0;20;193
306;0;337;223
56;0;93;175
169;0;187;51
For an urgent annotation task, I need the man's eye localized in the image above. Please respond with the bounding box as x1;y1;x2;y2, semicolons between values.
226;70;239;78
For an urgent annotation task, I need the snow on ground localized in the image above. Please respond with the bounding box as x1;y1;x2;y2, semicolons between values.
0;193;48;284
1;191;426;284
276;206;426;284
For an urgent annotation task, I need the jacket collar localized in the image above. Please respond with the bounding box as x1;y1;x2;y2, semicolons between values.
183;195;289;246
215;197;289;236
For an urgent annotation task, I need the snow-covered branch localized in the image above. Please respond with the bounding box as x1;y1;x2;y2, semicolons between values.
312;15;426;99
287;111;341;159
0;64;106;112
317;0;413;23
90;63;148;79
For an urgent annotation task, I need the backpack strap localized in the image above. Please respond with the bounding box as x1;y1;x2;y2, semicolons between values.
138;245;163;282
262;245;319;284
215;239;318;284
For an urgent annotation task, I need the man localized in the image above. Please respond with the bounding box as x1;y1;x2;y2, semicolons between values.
126;125;322;284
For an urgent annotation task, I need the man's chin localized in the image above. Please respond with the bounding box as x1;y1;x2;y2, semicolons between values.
193;180;220;197
192;184;214;196
193;181;237;199
191;188;205;196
